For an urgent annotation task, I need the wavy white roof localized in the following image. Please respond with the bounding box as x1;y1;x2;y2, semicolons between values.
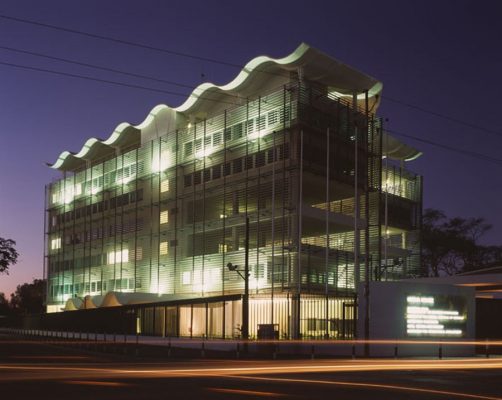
382;132;422;161
49;43;387;171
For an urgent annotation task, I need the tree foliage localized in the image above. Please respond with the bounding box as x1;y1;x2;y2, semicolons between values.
0;292;9;316
0;237;19;274
10;279;45;314
421;209;502;276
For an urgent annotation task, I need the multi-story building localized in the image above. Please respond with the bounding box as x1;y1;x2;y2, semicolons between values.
44;43;422;339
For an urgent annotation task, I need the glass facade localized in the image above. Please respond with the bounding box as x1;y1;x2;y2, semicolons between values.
45;77;422;339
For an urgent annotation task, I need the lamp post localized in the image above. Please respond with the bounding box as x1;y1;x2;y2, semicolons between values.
227;217;250;340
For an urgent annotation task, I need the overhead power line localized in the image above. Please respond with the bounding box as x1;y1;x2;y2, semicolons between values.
0;59;259;109
0;60;193;99
2;57;500;167
2;13;500;141
383;96;502;139
0;46;282;104
0;34;500;167
0;45;197;90
0;14;244;69
0;13;291;81
0;45;246;103
388;128;502;166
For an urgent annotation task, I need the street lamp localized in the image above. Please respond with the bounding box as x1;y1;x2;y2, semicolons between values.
226;217;250;340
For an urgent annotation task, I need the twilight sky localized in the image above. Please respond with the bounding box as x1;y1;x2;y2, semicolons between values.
1;0;501;296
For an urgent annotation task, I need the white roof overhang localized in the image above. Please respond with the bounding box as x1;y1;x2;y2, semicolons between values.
49;43;382;171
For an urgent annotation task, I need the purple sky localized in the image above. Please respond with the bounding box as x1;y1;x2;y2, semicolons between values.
1;0;501;297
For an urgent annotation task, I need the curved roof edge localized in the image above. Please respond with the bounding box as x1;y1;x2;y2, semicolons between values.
49;105;168;171
174;42;311;113
382;131;422;162
174;42;382;115
49;43;383;171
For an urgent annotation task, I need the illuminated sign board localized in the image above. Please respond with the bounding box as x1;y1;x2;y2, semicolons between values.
406;295;467;337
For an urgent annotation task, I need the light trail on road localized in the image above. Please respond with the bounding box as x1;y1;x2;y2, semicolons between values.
228;375;502;400
207;387;285;397
64;380;132;387
1;358;502;381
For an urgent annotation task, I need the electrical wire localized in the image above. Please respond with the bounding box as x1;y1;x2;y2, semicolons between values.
0;45;250;104
0;60;239;107
387;128;502;166
2;13;500;141
383;97;502;139
0;14;244;69
0;44;499;167
0;45;199;91
2;58;500;167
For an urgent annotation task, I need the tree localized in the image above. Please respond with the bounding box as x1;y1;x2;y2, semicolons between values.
0;292;10;316
10;279;45;314
0;237;19;274
421;208;502;276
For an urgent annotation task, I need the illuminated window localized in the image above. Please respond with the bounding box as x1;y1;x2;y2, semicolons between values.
152;151;171;173
218;243;228;253
107;249;129;264
121;249;129;263
193;270;202;285
194;138;202;152
257;115;266;131
233;123;243;139
268;110;278;125
213;131;222;146
160;210;169;224
247;119;254;135
134;247;143;261
182;271;191;285
160;241;169;255
184;141;193;157
51;238;61;250
161;179;169;193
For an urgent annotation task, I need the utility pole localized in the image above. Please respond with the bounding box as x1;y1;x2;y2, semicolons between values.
353;93;360;292
227;216;250;341
242;216;250;340
364;90;370;358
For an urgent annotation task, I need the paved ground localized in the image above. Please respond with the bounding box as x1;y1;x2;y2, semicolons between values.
1;333;502;400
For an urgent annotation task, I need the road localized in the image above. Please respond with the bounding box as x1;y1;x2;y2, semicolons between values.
1;334;502;400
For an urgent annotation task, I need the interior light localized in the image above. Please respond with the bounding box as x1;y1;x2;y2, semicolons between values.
195;148;213;159
152;151;172;173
